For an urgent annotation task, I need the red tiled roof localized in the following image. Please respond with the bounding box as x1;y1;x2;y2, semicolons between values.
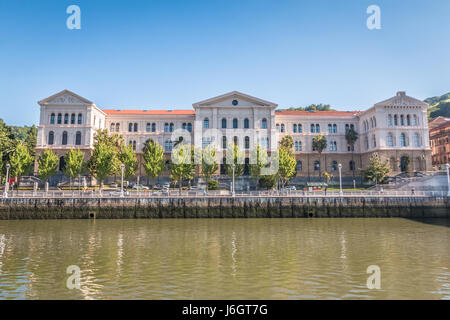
102;109;195;115
275;110;360;116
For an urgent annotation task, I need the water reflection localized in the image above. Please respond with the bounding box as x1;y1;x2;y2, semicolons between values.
0;218;448;300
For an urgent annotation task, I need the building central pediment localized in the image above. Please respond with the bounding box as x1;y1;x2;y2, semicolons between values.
193;91;278;109
38;89;93;106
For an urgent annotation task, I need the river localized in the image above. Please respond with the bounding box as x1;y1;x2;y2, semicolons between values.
0;218;448;299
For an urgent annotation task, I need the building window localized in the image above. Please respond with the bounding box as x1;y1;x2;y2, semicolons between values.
394;115;398;126
116;123;120;132
280;124;285;133
70;113;75;124
48;131;54;145
50;113;55;124
57;113;62;124
414;133;420;147
244;136;250;149
400;115;404;126
298;124;302;133
78;114;82;125
316;124;320;133
372;134;376;148
75;131;81;145
387;133;394;147
331;161;338;172
407;115;411;126
222;118;227;129
233;118;238;129
312;138;316;151
296;160;302;172
400;133;406;147
187;123;192;132
164;140;172;152
134;123;138;132
295;141;302;152
388;115;392;127
146;123;151;132
233;136;238;146
244;118;249;129
62;131;68;145
310;124;315;133
164;123;169;132
293;124;297;133
202;137;211;149
314;160;320;171
182;123;186;130
222;136;227;149
261;118;267;129
365;136;369;150
169;123;174;132
129;123;133;132
204;118;209;129
132;141;136;151
110;123;115;132
413;115;418;126
328;124;332;134
64;114;69;124
349;160;355;171
329;140;337;151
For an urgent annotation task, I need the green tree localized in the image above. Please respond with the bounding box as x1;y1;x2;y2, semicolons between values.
64;149;85;187
170;144;196;194
9;143;33;184
250;144;269;179
276;148;297;188
142;139;166;186
345;127;359;179
226;143;245;177
361;156;391;184
118;143;138;181
37;149;59;182
322;171;331;184
279;135;294;152
258;174;277;189
201;145;218;190
312;134;327;179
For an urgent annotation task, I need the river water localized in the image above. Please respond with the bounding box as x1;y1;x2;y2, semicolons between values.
0;218;448;300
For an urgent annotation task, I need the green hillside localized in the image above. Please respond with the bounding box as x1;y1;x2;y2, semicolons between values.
425;92;450;119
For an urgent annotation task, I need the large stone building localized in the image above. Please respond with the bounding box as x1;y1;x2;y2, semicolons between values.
429;117;450;168
35;89;432;183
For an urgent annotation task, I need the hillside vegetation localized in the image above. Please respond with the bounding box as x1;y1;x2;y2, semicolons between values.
425;93;450;119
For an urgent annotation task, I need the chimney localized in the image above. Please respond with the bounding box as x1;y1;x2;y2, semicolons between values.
397;91;406;97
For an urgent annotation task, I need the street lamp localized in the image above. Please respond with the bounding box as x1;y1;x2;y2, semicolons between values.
3;163;10;198
231;163;236;197
446;163;450;197
120;163;125;198
338;163;343;197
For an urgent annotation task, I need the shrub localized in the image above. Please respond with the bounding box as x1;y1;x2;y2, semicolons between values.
207;179;219;190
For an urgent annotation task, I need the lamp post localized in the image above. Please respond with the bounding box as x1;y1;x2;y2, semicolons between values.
446;163;450;197
231;163;235;197
338;163;343;197
120;163;125;198
3;164;10;198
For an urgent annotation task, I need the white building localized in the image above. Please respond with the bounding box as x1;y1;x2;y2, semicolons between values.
35;89;432;180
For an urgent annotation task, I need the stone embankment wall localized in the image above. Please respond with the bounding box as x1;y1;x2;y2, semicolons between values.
0;197;448;219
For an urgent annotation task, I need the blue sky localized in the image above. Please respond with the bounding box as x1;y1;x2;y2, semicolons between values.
1;0;449;126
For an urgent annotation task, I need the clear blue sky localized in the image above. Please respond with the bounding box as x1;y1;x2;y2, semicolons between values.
1;0;449;126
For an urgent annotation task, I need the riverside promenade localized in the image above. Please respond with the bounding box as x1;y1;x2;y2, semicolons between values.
0;191;448;219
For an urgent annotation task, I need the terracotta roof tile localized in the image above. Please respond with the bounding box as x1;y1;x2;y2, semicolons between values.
275;110;360;117
102;109;195;115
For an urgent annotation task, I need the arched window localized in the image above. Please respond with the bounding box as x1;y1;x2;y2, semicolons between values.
57;113;62;124
373;117;377;128
293;124;297;133
349;160;355;171
328;124;332;134
164;123;169;132
233;136;238;146
388;115;393;127
244;136;250;149
59;156;65;172
333;124;337;133
70;113;75;124
315;124;320;133
146;123;151;132
329;140;337;151
372;134;376;148
204;118;209;129
132;141;137;151
165;140;172;152
400;115;404;126
400;133;406;147
169;123;174;132
129;123;133;132
314;160;320;171
310;124;315;133
222;136;227;149
370;118;374;129
233;118;238;129
414;133;420;147
298;124;302;133
134;123;138;132
78;113;82;125
394;115;398;126
365;136;369;150
48;131;54;145
116;123;120;132
75;131;81;145
296;160;302;172
187;123;192;132
62;131;68;145
407;115;411;126
261;118;267;129
50;113;55;124
182;123;187;130
387;133;394;147
152;123;156;132
110;123;115;132
244;118;249;129
413;115;418;126
331;161;338;172
280;124;285;133
222;118;227;129
294;141;298;151
64;113;69;124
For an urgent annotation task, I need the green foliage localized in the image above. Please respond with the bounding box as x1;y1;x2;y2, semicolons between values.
226;143;245;177
361;156;391;184
276;148;297;188
9;143;33;179
142;139;166;181
64;149;85;179
37;149;59;181
118;143;138;180
279;136;294;153
426;92;450;119
322;171;331;184
170;144;196;192
201;145;218;189
250;144;269;179
258;174;277;189
312;134;327;154
282;104;334;112
207;179;219;190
